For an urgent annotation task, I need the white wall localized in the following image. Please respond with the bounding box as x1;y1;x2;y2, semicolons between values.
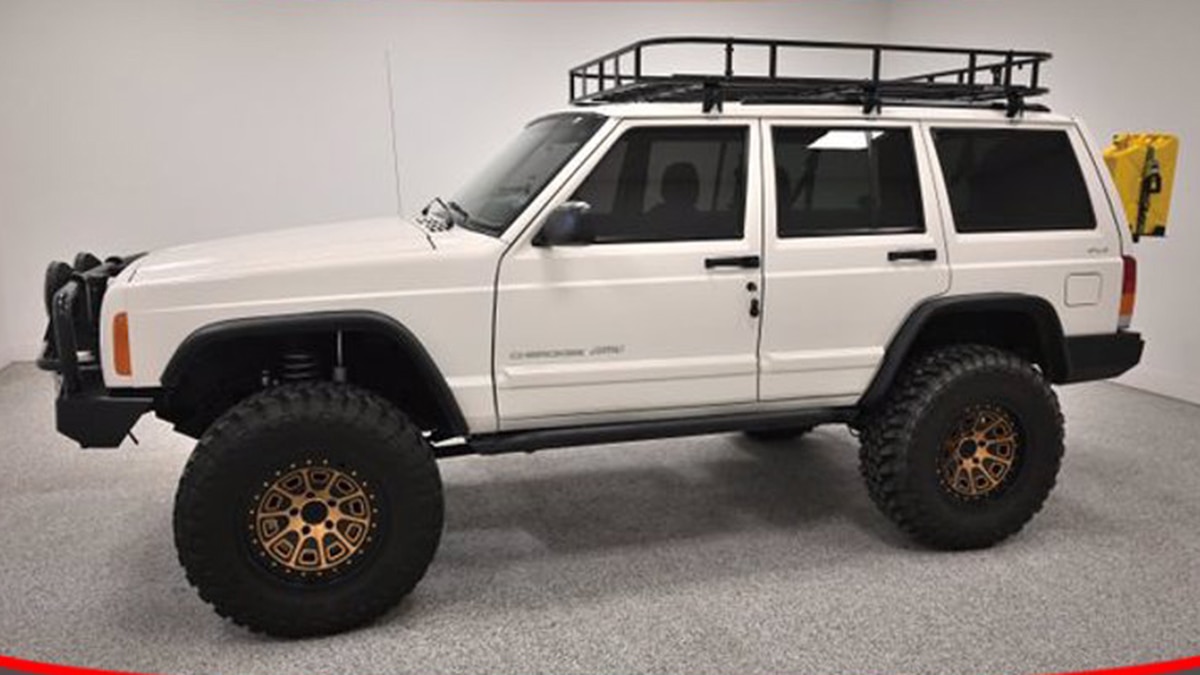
5;0;1193;403
0;286;10;371
0;0;889;367
0;0;400;365
885;0;1200;403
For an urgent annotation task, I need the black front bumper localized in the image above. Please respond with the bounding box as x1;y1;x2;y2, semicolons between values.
52;383;154;449
38;253;153;448
1061;330;1145;383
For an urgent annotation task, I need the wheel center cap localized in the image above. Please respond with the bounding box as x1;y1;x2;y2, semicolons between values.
301;501;329;525
957;440;977;459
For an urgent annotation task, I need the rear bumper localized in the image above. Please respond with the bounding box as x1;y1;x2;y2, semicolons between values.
1061;330;1144;383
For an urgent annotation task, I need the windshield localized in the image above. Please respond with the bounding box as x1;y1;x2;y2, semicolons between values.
451;113;605;236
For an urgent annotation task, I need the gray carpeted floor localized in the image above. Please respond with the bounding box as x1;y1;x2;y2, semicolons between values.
0;362;1197;675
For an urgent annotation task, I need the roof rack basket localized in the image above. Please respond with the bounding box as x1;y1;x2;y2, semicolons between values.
569;37;1051;117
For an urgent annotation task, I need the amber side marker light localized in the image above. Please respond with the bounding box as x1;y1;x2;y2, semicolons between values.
113;312;132;376
1120;254;1137;330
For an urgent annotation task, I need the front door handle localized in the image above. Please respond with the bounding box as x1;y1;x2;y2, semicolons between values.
887;248;938;262
705;255;761;269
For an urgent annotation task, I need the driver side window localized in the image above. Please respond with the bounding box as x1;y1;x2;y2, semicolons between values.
570;126;747;243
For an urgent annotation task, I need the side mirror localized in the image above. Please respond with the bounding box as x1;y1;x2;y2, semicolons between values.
533;201;593;247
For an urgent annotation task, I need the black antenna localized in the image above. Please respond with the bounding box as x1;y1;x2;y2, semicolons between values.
384;48;403;215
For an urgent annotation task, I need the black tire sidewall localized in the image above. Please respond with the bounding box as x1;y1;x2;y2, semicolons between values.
904;367;1061;538
175;386;443;635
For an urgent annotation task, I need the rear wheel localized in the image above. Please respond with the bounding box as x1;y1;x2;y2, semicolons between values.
859;345;1064;550
173;382;443;637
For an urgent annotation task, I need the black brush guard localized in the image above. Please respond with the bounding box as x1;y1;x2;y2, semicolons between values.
38;253;154;448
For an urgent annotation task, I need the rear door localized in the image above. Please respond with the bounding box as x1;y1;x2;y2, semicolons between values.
759;121;950;403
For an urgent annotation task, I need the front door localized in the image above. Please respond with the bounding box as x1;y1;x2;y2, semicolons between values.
494;120;763;428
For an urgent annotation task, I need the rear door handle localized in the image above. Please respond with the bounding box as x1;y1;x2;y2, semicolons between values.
705;255;761;269
887;248;938;262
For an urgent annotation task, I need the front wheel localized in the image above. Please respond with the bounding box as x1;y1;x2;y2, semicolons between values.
173;382;444;637
859;345;1064;550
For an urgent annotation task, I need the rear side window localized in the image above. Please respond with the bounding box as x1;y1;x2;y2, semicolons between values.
933;128;1095;233
773;127;924;237
571;126;747;243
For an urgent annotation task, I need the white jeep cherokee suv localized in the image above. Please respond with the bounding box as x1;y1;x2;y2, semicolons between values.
39;38;1145;637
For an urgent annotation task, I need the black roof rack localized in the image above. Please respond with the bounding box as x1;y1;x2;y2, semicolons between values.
569;36;1051;117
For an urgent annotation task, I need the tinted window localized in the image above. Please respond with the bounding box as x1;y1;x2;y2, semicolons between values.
773;127;924;237
933;129;1095;232
453;114;604;236
571;127;747;243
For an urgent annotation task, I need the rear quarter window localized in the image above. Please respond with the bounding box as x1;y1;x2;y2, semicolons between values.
933;128;1096;233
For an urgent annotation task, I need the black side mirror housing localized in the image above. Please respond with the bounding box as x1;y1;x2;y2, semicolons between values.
533;201;594;247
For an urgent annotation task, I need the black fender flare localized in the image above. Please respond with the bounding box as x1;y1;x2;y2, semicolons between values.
160;311;468;437
858;293;1068;409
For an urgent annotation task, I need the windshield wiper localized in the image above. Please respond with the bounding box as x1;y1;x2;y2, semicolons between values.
420;197;457;230
421;196;448;217
446;201;471;227
421;196;498;236
448;200;505;236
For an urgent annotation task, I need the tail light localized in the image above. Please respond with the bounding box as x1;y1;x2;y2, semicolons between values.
1119;255;1137;330
113;312;132;376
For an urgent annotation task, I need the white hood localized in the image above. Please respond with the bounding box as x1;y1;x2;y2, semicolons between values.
130;217;434;285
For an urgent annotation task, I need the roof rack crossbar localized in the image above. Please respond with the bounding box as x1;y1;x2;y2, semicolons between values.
569;37;1052;117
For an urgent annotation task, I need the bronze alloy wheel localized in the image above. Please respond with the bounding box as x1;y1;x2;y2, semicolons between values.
939;403;1022;500
248;461;380;579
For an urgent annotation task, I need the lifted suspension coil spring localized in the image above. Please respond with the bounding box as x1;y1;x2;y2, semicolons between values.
279;352;320;382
